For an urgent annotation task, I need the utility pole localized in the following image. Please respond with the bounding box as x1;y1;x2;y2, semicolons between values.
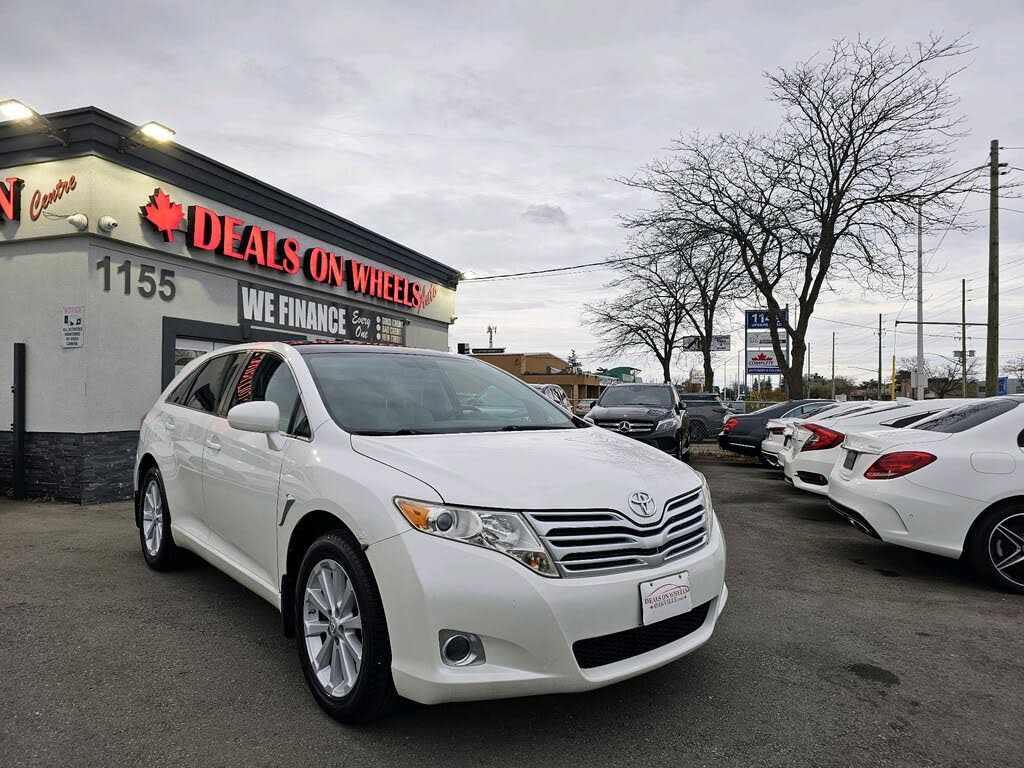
831;331;836;400
916;202;925;400
985;139;1000;397
962;278;968;398
877;313;883;400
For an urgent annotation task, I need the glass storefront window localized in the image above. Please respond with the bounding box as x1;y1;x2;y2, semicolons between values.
174;337;234;375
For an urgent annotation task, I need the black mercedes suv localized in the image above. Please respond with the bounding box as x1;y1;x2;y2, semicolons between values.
584;383;690;461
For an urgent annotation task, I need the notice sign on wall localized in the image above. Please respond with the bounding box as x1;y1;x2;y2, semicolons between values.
237;281;407;345
60;305;84;348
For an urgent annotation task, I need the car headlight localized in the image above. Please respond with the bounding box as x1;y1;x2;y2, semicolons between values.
395;499;558;577
656;415;680;431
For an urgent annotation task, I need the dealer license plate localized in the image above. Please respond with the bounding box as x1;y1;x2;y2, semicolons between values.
639;571;692;626
843;449;858;470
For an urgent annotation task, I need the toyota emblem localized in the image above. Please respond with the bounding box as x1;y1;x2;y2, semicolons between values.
628;491;656;518
617;421;631;433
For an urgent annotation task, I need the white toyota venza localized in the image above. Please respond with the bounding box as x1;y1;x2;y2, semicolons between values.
134;342;728;722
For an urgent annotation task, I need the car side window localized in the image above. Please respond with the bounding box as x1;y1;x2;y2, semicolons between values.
230;352;308;437
167;368;200;405
184;353;245;414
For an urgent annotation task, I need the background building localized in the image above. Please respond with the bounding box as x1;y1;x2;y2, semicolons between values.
0;106;460;502
470;351;616;401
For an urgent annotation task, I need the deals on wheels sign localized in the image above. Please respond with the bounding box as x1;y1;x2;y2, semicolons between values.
746;349;783;375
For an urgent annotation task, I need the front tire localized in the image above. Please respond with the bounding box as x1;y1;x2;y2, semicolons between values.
294;531;397;723
969;504;1024;595
138;467;180;571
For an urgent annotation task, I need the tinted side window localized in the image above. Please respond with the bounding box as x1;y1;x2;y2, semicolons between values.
230;353;305;436
167;369;200;405
914;399;1019;434
185;353;244;414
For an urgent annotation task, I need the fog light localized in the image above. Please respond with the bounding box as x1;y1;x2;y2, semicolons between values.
439;630;485;667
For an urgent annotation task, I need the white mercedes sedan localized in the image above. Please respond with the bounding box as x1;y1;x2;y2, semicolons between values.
134;342;727;722
785;399;969;495
827;396;1024;594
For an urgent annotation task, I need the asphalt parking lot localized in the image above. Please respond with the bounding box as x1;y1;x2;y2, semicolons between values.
2;460;1022;768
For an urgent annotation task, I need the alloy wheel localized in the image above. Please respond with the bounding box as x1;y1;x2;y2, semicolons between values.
141;480;163;556
303;559;363;698
988;513;1024;588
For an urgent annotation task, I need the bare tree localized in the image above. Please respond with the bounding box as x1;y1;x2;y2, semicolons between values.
611;229;750;391
623;35;979;397
581;253;690;383
900;354;979;398
1003;354;1024;390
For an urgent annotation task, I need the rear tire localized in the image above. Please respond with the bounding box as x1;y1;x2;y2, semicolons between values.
294;531;397;723
968;503;1024;595
138;467;180;571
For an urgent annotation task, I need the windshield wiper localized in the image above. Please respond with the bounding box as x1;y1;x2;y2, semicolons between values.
499;425;572;431
355;428;422;436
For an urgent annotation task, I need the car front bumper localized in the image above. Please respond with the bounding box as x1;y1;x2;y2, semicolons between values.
368;521;727;705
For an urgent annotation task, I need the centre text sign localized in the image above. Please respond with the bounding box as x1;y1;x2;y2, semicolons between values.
238;281;407;345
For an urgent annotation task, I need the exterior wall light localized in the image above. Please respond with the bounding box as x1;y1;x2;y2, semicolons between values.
119;120;176;152
459;271;478;281
0;99;70;146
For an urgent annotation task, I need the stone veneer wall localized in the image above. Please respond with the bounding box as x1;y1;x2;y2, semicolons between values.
0;431;138;504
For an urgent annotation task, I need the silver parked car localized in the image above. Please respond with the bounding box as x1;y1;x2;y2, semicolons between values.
530;383;572;411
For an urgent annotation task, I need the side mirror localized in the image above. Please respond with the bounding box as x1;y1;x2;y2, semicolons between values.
676;402;685;413
227;401;280;433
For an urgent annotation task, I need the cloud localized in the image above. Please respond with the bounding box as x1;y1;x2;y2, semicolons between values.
522;203;569;227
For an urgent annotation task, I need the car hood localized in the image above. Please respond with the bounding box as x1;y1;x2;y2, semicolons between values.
351;427;701;523
587;405;675;422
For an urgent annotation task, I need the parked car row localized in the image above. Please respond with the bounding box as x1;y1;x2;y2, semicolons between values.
745;396;1024;595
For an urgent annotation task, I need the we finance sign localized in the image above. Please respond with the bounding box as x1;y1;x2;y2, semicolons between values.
238;282;407;345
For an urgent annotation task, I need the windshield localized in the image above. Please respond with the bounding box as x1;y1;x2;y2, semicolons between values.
599;385;673;407
304;352;578;435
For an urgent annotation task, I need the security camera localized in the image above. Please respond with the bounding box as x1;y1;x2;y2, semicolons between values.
99;216;118;232
66;213;88;231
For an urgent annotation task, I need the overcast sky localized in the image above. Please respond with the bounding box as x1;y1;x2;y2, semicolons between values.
10;1;1024;384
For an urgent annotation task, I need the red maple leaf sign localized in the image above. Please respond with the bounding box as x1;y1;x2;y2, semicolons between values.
751;352;774;362
141;188;184;242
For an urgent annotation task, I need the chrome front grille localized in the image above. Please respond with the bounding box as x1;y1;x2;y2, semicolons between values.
524;489;709;577
594;420;655;435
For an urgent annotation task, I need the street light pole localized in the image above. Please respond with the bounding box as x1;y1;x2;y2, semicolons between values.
831;331;836;400
916;201;926;400
962;278;968;398
877;313;883;400
985;139;1000;397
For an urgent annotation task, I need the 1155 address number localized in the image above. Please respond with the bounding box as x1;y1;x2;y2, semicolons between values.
96;256;175;301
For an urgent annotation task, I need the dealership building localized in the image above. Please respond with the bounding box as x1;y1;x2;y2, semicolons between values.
0;105;460;503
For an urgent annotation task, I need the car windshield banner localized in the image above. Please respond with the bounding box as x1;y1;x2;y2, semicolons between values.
237;281;407;345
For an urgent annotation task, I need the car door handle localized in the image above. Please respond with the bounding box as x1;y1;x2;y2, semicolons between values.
205;437;222;451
